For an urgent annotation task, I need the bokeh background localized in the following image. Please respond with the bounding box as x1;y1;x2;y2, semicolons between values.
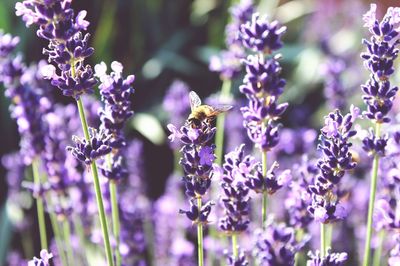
1;0;400;264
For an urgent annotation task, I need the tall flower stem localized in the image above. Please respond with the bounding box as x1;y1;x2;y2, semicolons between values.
63;220;74;265
372;230;385;266
261;148;267;227
215;79;232;166
326;224;333;250
32;158;48;250
231;234;238;260
197;197;204;266
321;222;326;257
76;98;114;266
363;122;382;266
49;213;68;266
109;180;121;266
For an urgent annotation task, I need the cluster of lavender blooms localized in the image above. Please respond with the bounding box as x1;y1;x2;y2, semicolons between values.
320;52;347;110
28;250;53;266
253;221;299;265
361;4;399;125
0;32;50;164
209;0;254;80
238;13;288;152
168;121;216;224
5;1;400;266
308;108;358;223
16;0;96;99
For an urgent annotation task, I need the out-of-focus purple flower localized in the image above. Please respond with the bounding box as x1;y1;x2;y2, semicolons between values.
0;32;19;57
308;109;357;223
16;0;97;99
361;4;399;124
321;57;347;110
210;49;244;80
285;156;316;229
389;235;400;266
306;249;348;266
28;249;53;266
226;249;249;266
163;80;191;129
67;128;112;165
225;0;254;47
217;145;251;233
254;221;299;265
0;32;50;165
239;13;286;53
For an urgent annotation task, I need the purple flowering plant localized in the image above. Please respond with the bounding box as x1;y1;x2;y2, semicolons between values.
2;1;400;266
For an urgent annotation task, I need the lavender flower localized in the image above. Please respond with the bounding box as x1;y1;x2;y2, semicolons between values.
95;61;135;149
361;3;399;124
216;144;251;233
306;249;348;266
239;13;286;53
28;249;53;266
0;32;50;164
16;0;96;99
67;128;112;165
163;80;191;127
168;120;216;224
308;108;358;223
321;57;347;110
210;0;254;80
239;25;288;151
254;221;299;265
362;128;388;156
389;235;400;266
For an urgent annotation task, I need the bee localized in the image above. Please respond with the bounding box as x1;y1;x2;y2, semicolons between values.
187;91;233;127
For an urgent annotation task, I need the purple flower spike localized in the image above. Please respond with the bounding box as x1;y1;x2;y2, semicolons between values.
307;249;348;266
16;0;97;99
218;145;251;234
28;249;53;266
254;221;299;266
239;13;286;53
168;119;216;223
308;109;357;223
361;3;400;124
67;128;112;165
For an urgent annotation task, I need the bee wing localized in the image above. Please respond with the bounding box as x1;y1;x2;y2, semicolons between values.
211;105;233;115
189;91;202;111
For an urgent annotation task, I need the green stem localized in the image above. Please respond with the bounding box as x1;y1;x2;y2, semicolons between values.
197;197;204;266
215;79;232;166
49;213;68;266
72;215;89;266
32;158;48;250
143;215;155;266
372;230;385;266
77;98;114;266
321;222;326;257
21;229;34;259
261;149;267;227
326;224;333;250
231;234;238;260
63;220;74;265
363;122;382;266
110;181;121;266
294;229;304;266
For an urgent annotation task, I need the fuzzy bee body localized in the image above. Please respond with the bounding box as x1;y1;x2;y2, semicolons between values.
187;91;232;127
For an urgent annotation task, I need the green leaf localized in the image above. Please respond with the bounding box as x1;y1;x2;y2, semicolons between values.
131;113;166;145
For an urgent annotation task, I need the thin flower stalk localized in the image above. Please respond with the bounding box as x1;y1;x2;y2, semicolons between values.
32;158;48;250
238;13;288;227
360;4;400;265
